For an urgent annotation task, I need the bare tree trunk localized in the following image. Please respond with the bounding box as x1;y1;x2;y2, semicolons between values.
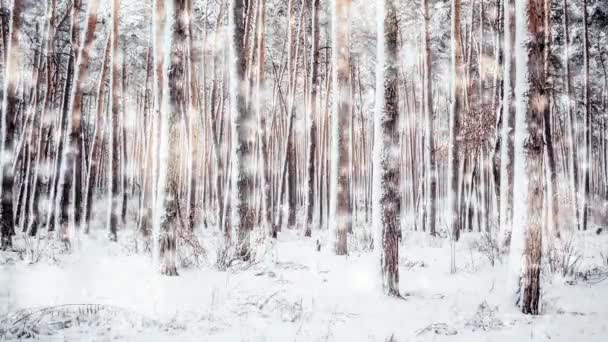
61;0;100;241
305;0;320;237
562;0;579;230
501;0;516;236
581;0;590;231
0;0;27;249
449;0;464;272
109;0;121;241
376;0;401;296
543;0;558;237
234;0;256;260
332;0;352;255
85;36;111;234
518;0;546;315
422;0;436;236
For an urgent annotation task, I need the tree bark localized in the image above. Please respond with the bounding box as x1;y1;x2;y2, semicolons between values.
519;0;545;315
333;0;352;255
234;0;256;260
376;0;401;296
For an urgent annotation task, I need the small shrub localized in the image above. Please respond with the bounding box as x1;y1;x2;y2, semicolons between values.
547;235;581;277
470;231;502;266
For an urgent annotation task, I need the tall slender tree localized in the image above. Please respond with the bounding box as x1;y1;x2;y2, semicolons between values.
332;0;353;255
422;0;436;236
515;0;546;315
109;0;122;241
0;0;27;249
234;0;256;259
61;0;100;240
449;0;464;272
374;0;401;296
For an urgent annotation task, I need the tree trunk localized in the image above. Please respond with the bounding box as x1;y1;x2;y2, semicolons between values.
0;0;26;249
449;0;464;271
332;0;352;255
109;0;121;241
61;0;100;241
305;0;320;237
518;0;545;315
422;0;436;237
562;0;579;230
234;0;256;260
581;0;590;231
375;0;401;296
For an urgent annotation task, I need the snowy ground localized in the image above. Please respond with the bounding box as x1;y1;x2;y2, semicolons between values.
1;229;607;341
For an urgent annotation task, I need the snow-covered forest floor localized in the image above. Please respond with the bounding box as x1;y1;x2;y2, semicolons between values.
1;227;607;341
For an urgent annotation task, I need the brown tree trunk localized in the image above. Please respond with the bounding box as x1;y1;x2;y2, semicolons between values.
377;0;401;296
562;0;579;230
449;0;464;271
109;0;121;241
543;0;558;237
305;0;320;237
581;0;590;231
333;0;352;255
61;0;100;240
85;36;111;234
519;0;546;315
0;0;27;249
422;0;436;236
234;0;256;260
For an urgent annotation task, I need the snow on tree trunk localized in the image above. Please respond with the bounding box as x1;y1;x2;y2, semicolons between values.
306;0;320;238
581;0;590;232
330;0;352;256
233;0;256;260
109;0;121;242
500;0;516;239
0;0;27;249
509;0;546;315
374;0;400;297
449;0;464;273
61;0;100;241
422;0;436;237
562;0;580;231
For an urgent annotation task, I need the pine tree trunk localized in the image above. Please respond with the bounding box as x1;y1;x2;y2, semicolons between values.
234;0;256;260
305;0;320;237
85;36;111;234
581;0;590;231
543;0;558;237
0;0;26;249
562;0;579;230
376;0;401;296
109;0;122;242
422;0;436;237
333;0;352;255
501;0;516;236
519;0;545;315
61;0;100;241
449;0;464;263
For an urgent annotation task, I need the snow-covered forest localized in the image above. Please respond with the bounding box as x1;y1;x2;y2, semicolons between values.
1;0;607;340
